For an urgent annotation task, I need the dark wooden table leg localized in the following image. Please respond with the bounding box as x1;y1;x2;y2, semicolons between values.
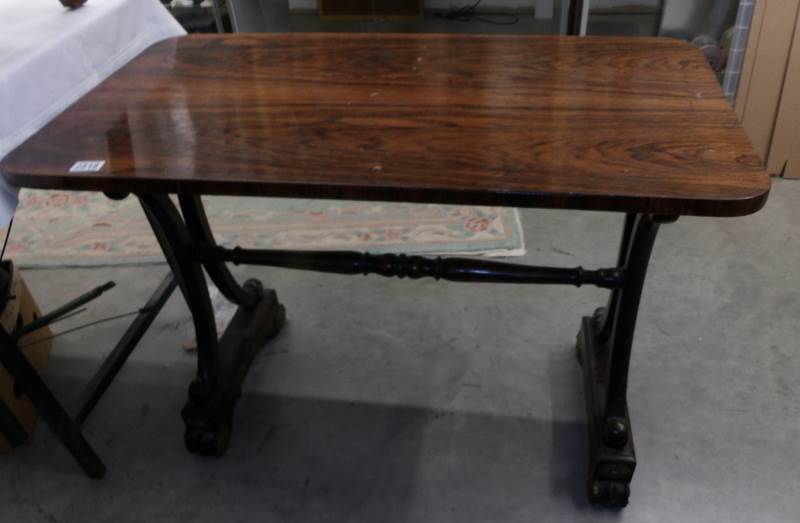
178;194;261;309
576;213;676;508
138;194;285;457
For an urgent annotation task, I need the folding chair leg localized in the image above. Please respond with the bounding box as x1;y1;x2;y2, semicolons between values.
0;331;105;478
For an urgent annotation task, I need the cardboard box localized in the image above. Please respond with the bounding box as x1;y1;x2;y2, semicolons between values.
0;264;52;452
736;0;800;176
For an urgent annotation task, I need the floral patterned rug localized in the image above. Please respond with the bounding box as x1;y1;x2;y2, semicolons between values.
2;190;525;268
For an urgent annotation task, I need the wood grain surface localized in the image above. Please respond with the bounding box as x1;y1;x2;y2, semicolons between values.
0;33;770;216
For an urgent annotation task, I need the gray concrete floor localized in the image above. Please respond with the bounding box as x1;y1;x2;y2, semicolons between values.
2;179;799;522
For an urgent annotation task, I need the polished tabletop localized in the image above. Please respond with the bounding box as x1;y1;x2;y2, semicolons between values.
0;33;769;216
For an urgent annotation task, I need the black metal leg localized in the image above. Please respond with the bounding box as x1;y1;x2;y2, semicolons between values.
75;272;178;424
0;330;106;478
576;213;675;508
138;193;285;457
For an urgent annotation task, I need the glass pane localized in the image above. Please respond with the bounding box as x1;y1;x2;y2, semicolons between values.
587;0;663;37
584;0;756;102
209;0;571;35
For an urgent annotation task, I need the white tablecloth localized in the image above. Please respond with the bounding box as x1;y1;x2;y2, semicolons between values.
0;0;186;228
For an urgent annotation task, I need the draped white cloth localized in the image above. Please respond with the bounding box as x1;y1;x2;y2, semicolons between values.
0;0;186;227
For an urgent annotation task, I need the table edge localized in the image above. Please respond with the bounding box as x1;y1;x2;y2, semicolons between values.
0;169;772;218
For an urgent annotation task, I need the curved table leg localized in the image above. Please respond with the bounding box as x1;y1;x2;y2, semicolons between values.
576;213;675;508
178;194;260;309
139;194;285;457
596;212;637;344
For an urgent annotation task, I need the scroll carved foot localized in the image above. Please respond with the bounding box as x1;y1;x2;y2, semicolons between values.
576;315;635;509
588;480;630;508
182;280;285;457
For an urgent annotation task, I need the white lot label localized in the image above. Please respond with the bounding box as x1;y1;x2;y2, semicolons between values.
69;160;106;173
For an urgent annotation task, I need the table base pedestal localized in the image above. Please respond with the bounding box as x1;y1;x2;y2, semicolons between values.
577;312;636;508
182;281;285;456
5;189;672;508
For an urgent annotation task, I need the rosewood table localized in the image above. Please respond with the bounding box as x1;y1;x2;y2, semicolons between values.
0;34;770;507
